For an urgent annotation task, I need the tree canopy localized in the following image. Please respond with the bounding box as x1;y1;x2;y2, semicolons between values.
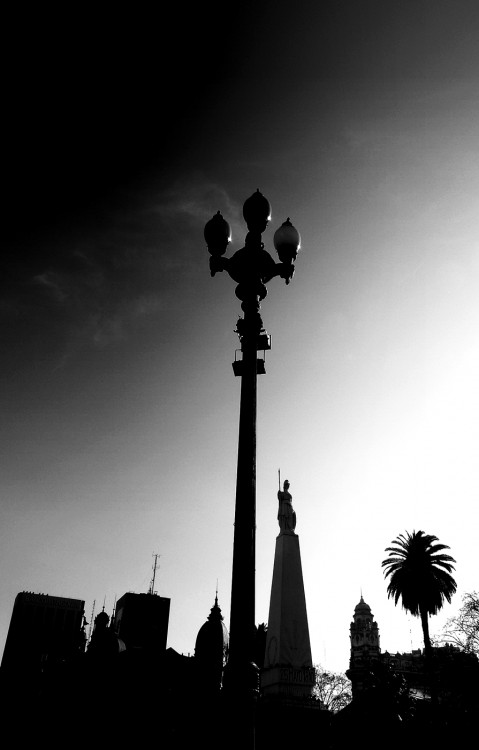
314;667;352;712
438;591;479;656
382;530;456;617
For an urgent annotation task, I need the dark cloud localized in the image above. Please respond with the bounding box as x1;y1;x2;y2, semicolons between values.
2;219;155;371
1;2;261;376
1;177;239;373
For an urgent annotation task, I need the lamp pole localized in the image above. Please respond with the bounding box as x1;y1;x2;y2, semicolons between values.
204;190;301;724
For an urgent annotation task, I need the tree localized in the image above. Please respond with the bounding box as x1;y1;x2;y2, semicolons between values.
313;667;352;712
359;662;415;722
438;591;479;656
381;530;456;662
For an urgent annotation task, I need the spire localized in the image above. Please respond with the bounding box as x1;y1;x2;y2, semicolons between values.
207;592;224;623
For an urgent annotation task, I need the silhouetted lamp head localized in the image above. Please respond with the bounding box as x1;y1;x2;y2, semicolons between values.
243;189;271;234
273;218;301;265
204;211;231;256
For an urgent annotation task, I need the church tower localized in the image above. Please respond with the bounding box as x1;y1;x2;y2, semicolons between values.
346;596;380;698
260;480;315;700
194;594;229;694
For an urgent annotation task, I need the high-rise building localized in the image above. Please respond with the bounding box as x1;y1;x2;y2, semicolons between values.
113;592;170;653
1;591;85;677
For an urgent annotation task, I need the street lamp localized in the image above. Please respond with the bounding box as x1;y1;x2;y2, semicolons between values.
204;190;301;705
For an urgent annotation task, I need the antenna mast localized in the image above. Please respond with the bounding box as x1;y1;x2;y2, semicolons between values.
148;553;160;595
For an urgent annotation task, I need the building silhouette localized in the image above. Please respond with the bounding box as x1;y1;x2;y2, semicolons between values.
1;591;85;681
346;595;479;706
113;590;170;653
346;596;381;698
2;578;476;749
194;593;229;694
87;606;125;658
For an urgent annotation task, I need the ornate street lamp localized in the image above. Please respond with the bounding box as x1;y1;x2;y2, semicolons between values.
204;189;301;715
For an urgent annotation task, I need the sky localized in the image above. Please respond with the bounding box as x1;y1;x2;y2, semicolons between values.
1;1;479;674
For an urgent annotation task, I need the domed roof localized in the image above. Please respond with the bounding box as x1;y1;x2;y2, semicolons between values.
195;596;229;661
354;596;372;614
94;610;110;627
88;608;125;657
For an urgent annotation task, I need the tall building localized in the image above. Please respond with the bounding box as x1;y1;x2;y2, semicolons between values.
346;596;381;698
261;480;315;701
1;591;85;678
113;591;170;653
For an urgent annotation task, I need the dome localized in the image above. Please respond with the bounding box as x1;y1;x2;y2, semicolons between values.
88;611;125;657
354;596;372;614
94;610;110;627
195;596;229;662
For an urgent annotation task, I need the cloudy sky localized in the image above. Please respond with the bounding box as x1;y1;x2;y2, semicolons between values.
2;2;479;673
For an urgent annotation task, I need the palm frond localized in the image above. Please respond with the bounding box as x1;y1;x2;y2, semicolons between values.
382;529;457;621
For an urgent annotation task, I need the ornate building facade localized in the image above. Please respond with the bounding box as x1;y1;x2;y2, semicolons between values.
346;596;381;698
346;595;478;702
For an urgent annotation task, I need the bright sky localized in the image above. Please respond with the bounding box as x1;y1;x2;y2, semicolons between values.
1;2;478;674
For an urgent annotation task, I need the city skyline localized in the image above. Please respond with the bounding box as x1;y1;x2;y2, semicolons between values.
2;2;479;674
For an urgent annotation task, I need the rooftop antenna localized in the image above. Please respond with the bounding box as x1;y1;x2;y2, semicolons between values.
148;553;161;595
278;468;281;491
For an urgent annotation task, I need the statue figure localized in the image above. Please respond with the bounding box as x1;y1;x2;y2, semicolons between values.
277;479;296;534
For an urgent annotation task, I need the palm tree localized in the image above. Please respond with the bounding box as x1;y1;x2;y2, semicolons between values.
382;530;456;662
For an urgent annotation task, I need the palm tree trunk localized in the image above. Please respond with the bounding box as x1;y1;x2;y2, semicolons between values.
419;606;432;660
420;606;436;703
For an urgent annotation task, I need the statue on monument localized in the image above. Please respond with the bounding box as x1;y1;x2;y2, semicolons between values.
277;479;296;534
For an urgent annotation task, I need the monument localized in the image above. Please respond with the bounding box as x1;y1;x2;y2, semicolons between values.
261;479;315;700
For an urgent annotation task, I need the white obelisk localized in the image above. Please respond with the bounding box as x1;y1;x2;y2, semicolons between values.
261;479;315;700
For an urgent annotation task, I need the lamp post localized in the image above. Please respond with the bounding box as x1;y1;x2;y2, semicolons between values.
204;190;301;710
